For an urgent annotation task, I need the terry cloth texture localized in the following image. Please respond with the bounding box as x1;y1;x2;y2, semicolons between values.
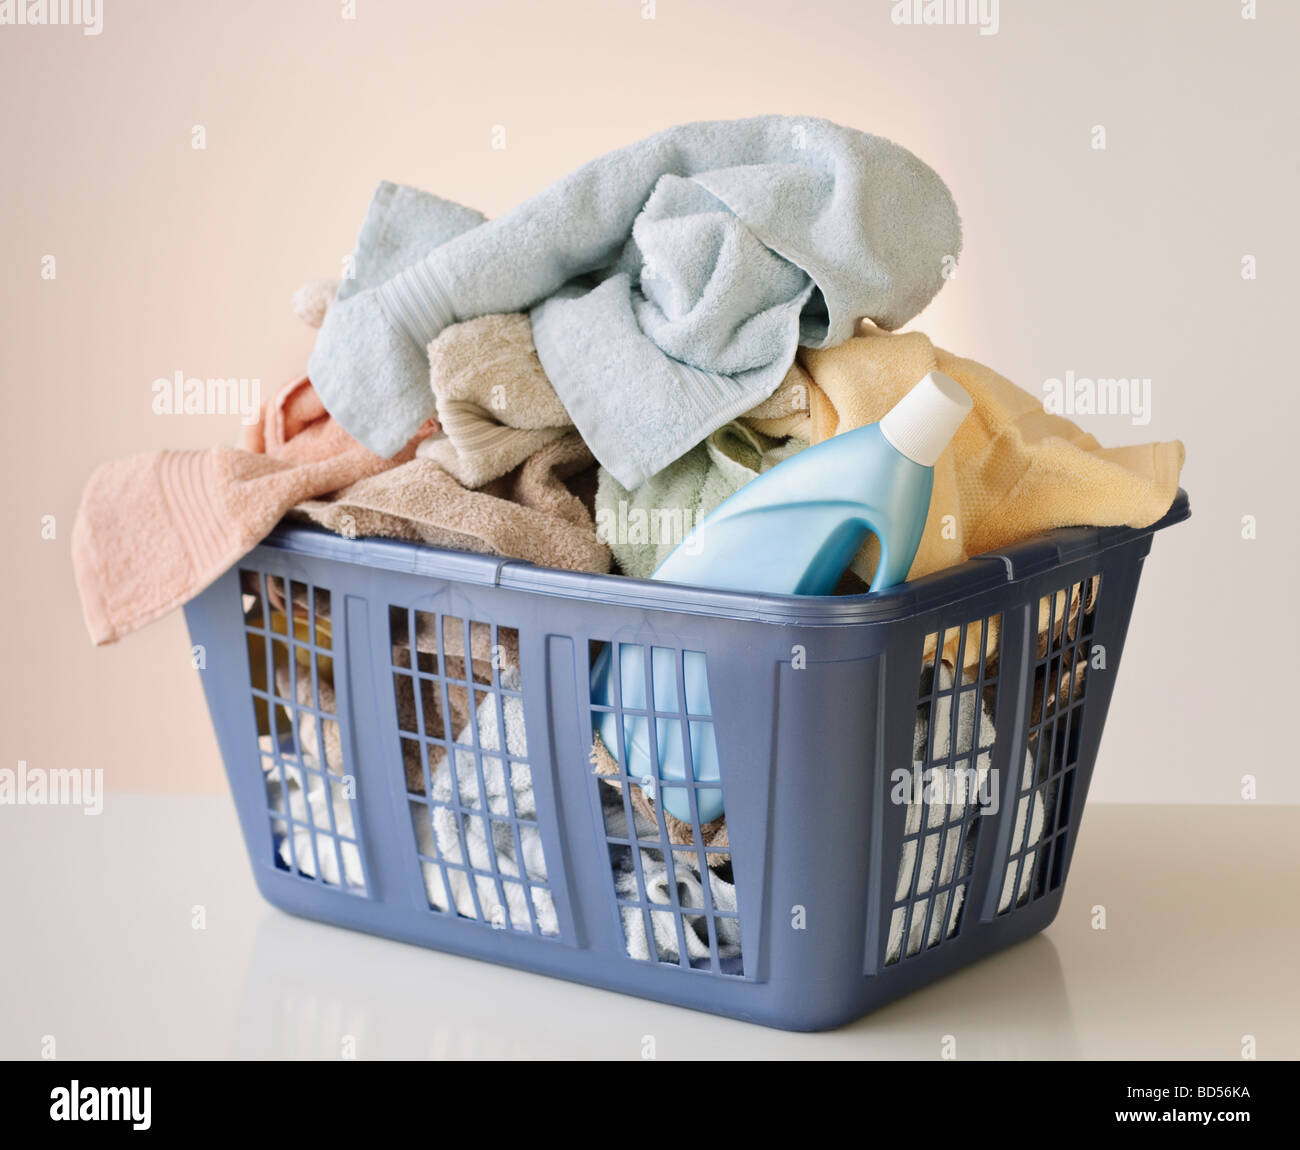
418;313;573;488
595;420;806;579
259;738;366;889
797;328;1184;669
597;782;741;964
335;180;486;300
294;430;611;575
416;667;559;936
72;376;431;645
306;115;962;485
292;277;339;329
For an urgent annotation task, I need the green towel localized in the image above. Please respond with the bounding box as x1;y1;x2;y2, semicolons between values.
595;422;806;579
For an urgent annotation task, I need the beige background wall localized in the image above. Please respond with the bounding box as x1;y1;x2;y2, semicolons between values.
1;0;1293;801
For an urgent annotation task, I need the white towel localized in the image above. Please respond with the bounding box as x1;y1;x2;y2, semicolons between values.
423;669;559;937
600;790;741;964
259;737;364;890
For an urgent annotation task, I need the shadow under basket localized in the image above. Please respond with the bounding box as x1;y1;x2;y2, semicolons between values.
184;490;1189;1031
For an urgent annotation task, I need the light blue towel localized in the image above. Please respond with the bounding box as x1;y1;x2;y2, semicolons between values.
336;181;484;300
309;115;961;487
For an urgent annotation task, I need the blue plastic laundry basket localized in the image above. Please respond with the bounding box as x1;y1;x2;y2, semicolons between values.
183;490;1189;1031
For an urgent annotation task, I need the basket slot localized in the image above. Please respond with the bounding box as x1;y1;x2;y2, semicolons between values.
389;607;558;938
589;640;743;977
997;576;1101;914
884;613;1002;965
239;568;368;895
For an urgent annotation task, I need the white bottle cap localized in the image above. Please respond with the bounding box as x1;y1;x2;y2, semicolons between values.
878;370;973;467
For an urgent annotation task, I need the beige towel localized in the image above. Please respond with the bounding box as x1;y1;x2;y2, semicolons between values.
419;314;574;488
420;311;815;490
739;360;816;440
296;431;611;575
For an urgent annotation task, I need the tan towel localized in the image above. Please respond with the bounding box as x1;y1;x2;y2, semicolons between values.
418;313;574;488
420;311;816;490
739;360;816;440
295;431;611;575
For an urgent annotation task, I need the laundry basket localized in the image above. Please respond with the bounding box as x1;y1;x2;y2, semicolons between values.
184;490;1189;1031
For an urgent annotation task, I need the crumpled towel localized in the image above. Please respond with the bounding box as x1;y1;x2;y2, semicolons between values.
595;419;806;580
72;375;432;645
236;374;363;460
258;737;365;890
294;430;611;575
418;313;574;488
307;116;961;486
414;308;817;531
590;731;730;865
295;295;573;492
599;785;741;964
266;593;524;795
335;180;486;301
415;668;559;936
796;329;1183;669
600;327;1181;666
799;329;1184;583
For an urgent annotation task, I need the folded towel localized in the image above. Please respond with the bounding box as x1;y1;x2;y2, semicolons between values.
72;376;431;645
294;430;611;575
307;116;962;486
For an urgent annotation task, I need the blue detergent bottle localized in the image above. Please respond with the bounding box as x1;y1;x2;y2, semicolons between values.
592;370;974;822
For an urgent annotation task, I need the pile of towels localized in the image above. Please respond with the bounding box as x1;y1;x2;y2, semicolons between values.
71;114;1184;648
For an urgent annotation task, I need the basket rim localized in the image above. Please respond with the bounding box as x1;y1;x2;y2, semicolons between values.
257;490;1190;628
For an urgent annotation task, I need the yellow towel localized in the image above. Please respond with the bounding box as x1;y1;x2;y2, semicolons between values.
786;329;1184;670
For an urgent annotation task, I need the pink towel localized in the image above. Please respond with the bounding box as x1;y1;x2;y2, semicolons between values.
237;374;362;462
72;376;432;645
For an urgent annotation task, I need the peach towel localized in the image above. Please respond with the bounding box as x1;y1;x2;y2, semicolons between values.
72;376;430;645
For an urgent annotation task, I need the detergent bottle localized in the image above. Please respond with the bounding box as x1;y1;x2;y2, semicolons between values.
591;370;974;822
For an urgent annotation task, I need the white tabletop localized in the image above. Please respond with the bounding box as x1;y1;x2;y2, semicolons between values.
1;797;1293;1060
